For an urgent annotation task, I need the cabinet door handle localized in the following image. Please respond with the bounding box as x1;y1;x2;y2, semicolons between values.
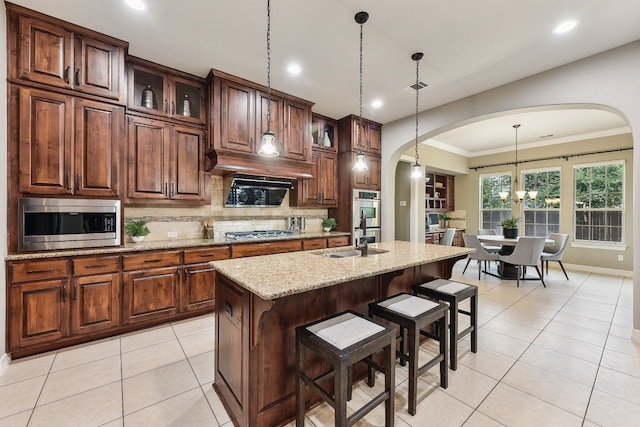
62;281;67;303
73;281;77;301
164;182;168;196
26;268;54;274
76;173;81;190
143;259;163;263
224;302;233;316
65;171;71;190
171;101;175;114
75;68;80;86
171;182;175;198
182;268;189;285
64;66;70;83
164;100;168;113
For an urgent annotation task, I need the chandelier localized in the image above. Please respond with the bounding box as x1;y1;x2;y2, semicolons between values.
498;124;537;203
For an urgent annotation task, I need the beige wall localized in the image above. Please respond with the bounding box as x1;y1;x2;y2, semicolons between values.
457;133;633;271
395;162;411;241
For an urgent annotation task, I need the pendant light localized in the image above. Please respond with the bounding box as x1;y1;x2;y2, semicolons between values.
498;124;537;203
410;52;424;179
352;11;369;172
258;0;279;157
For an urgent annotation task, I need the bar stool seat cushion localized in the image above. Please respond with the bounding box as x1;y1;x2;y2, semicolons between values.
422;278;471;295
307;312;385;350
379;293;439;318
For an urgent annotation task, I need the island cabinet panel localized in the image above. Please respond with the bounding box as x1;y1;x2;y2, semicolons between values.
216;275;249;426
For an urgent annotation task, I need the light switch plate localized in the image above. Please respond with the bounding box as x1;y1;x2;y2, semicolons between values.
399;200;406;206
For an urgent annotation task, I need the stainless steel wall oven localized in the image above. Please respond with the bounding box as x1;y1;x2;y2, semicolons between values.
18;198;121;251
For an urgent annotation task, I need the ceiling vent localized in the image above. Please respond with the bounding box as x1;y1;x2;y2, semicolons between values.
404;80;429;94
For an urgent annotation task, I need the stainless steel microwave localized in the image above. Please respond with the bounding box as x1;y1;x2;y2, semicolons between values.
18;198;121;251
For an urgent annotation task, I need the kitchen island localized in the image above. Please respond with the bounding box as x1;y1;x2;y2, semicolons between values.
210;241;472;427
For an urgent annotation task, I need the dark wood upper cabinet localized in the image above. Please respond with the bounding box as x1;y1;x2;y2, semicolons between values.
74;99;123;197
11;7;126;101
338;115;382;155
126;116;207;204
208;69;313;179
17;87;123;197
127;58;207;125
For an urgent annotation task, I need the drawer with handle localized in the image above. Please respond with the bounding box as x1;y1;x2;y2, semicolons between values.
73;255;120;275
9;259;69;283
122;250;182;271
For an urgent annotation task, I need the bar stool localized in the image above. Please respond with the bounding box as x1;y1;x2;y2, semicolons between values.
368;293;448;416
295;310;395;427
413;279;478;371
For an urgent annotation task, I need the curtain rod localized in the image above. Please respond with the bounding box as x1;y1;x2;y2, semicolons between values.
469;147;632;171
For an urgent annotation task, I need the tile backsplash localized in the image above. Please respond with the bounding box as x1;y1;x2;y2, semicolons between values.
124;175;328;242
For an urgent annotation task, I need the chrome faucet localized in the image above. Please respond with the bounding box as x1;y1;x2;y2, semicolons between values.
357;209;368;256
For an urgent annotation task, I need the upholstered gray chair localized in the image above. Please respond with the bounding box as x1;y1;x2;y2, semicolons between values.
462;233;501;279
541;233;570;280
498;237;546;287
439;228;456;246
477;229;501;253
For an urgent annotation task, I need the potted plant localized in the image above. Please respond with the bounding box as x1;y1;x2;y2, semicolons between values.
124;220;150;242
322;217;337;232
439;212;451;229
501;216;521;239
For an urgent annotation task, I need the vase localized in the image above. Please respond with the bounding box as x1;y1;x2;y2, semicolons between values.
323;131;331;147
131;235;144;243
323;227;331;232
141;85;157;109
503;228;518;239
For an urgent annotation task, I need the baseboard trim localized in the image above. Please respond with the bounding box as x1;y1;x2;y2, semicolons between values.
0;353;11;375
562;263;633;278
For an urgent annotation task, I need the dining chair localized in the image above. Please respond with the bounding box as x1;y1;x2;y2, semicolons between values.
477;229;501;252
462;233;500;279
541;233;570;280
498;237;546;287
439;228;456;246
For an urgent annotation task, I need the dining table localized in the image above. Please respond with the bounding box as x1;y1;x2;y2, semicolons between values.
476;235;553;279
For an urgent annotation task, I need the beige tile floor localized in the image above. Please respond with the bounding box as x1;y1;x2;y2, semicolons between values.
0;262;638;426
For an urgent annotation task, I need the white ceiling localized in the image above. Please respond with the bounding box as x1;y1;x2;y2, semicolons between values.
9;0;640;155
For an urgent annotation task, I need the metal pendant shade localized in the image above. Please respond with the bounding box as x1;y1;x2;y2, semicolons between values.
352;11;369;172
258;0;279;157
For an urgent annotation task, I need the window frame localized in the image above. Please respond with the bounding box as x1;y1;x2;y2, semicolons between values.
573;160;625;245
521;167;561;237
479;172;512;233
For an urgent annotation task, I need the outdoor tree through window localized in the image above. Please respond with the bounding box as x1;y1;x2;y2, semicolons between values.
574;161;624;243
481;173;512;232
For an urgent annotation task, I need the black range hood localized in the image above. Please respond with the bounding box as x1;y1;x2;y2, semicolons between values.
224;175;293;207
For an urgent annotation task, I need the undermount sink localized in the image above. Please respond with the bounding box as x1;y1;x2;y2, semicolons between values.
319;248;389;258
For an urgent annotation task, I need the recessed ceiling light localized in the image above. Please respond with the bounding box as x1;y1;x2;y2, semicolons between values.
371;99;383;108
553;20;577;34
287;63;301;75
124;0;145;11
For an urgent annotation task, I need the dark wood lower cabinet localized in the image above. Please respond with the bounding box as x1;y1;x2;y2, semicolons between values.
71;273;120;335
122;266;181;324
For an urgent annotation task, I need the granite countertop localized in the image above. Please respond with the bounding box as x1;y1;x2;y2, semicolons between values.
5;231;351;261
211;241;473;300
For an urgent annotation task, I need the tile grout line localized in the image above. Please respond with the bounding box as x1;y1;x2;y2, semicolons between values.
580;275;628;426
459;270;591;424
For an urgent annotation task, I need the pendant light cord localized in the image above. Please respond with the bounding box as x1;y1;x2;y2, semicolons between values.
358;19;364;149
266;0;272;132
414;57;420;165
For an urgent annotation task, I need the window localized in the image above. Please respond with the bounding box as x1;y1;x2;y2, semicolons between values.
574;161;624;243
522;169;561;237
480;173;512;231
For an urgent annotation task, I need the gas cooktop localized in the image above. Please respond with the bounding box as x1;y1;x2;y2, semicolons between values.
224;230;295;241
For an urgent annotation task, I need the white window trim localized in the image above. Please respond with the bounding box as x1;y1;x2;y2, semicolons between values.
570;242;627;251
